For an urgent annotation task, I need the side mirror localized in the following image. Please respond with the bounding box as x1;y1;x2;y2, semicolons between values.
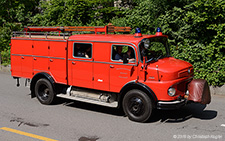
123;54;128;64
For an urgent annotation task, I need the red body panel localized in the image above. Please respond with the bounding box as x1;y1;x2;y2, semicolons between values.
71;60;93;88
32;41;49;73
11;39;33;78
67;41;93;89
92;42;110;91
110;64;137;92
11;38;67;84
109;43;138;92
49;41;67;84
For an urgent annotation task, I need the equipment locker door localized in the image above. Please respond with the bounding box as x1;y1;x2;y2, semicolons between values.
11;39;33;78
49;41;67;84
32;40;49;74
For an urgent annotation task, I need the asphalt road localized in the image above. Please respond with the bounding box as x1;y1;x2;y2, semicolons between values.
0;72;224;141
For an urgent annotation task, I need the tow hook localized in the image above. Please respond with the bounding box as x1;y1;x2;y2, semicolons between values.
177;96;182;101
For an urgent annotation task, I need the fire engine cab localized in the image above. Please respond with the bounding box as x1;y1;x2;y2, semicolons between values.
10;24;211;122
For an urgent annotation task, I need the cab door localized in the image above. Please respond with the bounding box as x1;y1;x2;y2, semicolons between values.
93;42;110;91
68;42;93;89
109;44;138;92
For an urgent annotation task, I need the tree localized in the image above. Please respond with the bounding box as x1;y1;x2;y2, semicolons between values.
0;0;39;65
1;0;224;86
111;0;225;86
32;0;121;26
159;0;225;86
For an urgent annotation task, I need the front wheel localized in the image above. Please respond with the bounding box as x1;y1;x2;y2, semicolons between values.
35;78;56;105
122;90;153;122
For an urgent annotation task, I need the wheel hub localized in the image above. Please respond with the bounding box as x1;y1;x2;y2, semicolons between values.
129;97;144;116
38;85;50;100
43;88;49;98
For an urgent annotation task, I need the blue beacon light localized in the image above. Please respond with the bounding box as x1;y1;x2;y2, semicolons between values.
134;27;142;37
135;28;141;33
156;27;161;32
156;27;162;36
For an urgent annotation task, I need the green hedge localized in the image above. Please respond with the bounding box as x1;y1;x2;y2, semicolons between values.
0;0;224;86
111;0;225;86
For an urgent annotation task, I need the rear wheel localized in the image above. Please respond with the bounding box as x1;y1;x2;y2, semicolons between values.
35;78;55;105
122;89;153;122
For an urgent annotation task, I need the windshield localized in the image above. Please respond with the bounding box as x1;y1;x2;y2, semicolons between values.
139;37;170;62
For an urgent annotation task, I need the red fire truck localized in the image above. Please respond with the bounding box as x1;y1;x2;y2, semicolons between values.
10;24;211;122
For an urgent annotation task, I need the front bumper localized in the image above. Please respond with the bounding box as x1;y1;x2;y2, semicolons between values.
157;99;187;110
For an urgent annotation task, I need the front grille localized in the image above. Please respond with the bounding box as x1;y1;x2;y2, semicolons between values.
176;78;192;96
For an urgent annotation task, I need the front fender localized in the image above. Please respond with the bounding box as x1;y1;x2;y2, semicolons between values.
30;72;55;98
119;81;158;107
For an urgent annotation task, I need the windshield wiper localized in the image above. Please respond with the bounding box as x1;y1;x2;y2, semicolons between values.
155;55;162;61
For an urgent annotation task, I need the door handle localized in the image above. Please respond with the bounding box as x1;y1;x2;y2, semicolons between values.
110;65;114;68
50;59;53;62
72;62;76;65
21;56;24;59
33;57;36;60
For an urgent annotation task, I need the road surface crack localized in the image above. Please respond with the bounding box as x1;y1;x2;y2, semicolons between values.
10;117;49;127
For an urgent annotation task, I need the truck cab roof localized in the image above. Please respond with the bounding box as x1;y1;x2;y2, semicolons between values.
69;34;168;46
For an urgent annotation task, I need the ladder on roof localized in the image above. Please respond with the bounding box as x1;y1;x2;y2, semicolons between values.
24;23;131;34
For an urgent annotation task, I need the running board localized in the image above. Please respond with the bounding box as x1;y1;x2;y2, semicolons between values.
57;94;118;108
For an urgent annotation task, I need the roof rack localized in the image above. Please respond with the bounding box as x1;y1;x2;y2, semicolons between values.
24;23;131;35
12;31;70;40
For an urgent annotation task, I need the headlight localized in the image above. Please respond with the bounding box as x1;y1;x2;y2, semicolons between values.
168;87;176;96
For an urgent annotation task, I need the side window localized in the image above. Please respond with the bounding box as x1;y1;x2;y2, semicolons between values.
112;45;135;62
73;43;92;59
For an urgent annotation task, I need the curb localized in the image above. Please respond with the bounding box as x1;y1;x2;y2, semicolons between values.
0;65;11;74
210;85;225;96
1;65;224;96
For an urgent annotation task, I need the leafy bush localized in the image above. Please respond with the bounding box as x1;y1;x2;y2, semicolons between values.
31;0;121;26
0;0;224;86
1;48;11;66
0;0;37;65
111;0;225;86
159;0;225;86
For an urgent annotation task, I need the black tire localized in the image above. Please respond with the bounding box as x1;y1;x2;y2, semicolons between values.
122;89;153;122
34;78;56;105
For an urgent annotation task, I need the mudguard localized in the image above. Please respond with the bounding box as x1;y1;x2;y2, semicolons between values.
120;81;157;102
188;79;211;104
30;72;56;98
